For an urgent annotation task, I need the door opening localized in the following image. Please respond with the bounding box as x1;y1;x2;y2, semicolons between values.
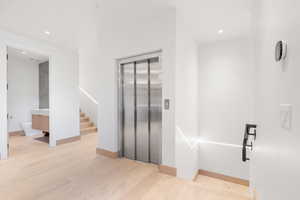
6;46;51;157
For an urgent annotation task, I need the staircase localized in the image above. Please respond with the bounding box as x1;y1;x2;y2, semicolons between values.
80;111;97;135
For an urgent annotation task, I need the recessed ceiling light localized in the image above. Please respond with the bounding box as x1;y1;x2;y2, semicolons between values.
44;30;51;35
21;51;27;55
218;29;224;34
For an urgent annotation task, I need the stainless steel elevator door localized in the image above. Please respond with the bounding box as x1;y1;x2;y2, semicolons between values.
123;63;135;160
120;57;162;164
149;58;161;164
136;61;149;162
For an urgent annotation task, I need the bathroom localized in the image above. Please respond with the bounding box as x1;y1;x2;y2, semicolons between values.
7;47;50;152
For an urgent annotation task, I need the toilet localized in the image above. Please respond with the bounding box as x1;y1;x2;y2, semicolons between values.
21;122;41;136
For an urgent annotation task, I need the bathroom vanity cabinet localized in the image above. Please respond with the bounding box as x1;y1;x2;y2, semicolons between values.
32;115;49;131
32;109;49;132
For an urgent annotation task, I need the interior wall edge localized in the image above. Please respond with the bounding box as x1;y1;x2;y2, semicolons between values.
0;43;8;160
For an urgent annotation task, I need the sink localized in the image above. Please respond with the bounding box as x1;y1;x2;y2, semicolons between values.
31;109;49;116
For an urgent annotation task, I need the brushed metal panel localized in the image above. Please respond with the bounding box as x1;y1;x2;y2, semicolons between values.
149;58;162;164
122;63;135;160
136;61;149;162
119;56;162;164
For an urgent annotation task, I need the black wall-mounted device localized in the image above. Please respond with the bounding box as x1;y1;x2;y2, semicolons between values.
275;40;287;62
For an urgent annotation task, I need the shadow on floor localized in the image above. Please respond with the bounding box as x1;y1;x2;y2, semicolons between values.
34;136;49;144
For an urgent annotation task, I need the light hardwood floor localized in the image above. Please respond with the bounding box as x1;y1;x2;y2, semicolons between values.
0;134;251;200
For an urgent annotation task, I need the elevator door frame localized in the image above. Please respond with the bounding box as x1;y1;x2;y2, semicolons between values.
117;50;162;165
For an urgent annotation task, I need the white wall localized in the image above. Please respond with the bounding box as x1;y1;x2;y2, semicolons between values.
175;12;200;179
7;54;39;132
78;0;176;167
78;0;100;99
251;0;300;199
0;30;79;158
0;42;8;159
197;37;256;180
50;51;79;143
77;0;255;182
77;0;99;127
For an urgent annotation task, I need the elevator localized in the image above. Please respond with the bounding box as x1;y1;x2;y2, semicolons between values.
118;54;162;164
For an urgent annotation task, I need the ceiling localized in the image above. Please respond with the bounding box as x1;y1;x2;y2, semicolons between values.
110;0;254;43
8;47;49;63
175;0;255;43
0;0;94;50
0;0;254;49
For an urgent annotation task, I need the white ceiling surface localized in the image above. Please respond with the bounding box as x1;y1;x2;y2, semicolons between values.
8;47;49;63
0;0;95;50
176;0;254;43
0;0;254;49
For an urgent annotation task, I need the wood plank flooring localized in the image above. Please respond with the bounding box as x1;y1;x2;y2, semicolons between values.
0;133;251;200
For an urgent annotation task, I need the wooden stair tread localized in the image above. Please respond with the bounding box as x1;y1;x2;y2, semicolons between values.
80;126;97;131
80;121;92;124
80;122;94;128
79;111;97;135
80;116;89;122
80;126;97;135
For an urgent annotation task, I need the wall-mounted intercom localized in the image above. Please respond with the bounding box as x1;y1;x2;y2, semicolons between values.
275;40;287;62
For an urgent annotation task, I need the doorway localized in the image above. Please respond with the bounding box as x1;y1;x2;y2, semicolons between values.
118;52;162;164
6;47;50;156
